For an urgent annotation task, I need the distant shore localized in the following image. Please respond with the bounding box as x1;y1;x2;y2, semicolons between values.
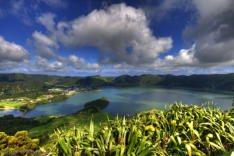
0;88;102;113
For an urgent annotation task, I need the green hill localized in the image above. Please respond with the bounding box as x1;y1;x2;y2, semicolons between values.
0;73;234;98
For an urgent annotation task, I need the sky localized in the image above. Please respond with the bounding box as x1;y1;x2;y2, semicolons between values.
0;0;234;76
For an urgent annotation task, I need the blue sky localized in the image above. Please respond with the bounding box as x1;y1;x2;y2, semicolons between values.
0;0;233;76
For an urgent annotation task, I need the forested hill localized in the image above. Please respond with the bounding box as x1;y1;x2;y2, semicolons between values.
76;74;234;92
0;73;234;98
0;73;81;98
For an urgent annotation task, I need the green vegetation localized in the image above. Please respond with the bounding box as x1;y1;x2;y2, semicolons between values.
112;74;234;92
0;110;112;146
82;97;110;113
1;73;234;99
48;104;233;155
0;73;81;100
0;131;39;154
0;115;41;136
29;112;112;146
0;73;234;155
0;98;111;147
20;94;69;110
0;101;25;109
0;80;48;99
0;92;72;111
0;102;233;155
76;76;114;88
0;73;233;111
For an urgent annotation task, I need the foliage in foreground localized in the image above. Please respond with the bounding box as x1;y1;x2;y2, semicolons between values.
48;104;234;155
0;115;43;136
0;131;39;154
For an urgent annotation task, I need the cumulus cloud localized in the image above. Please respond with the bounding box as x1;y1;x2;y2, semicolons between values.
65;55;85;69
32;13;59;59
152;0;234;71
40;3;172;67
151;45;198;71
144;0;190;21
191;0;232;20
113;63;132;69
35;56;66;72
86;63;100;69
0;36;30;70
184;0;234;65
0;61;24;70
32;31;58;59
135;0;234;72
29;1;234;74
31;28;101;71
37;13;56;32
59;55;101;69
0;36;29;62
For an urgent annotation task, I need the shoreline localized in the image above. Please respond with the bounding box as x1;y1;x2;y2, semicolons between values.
0;88;103;114
0;87;232;118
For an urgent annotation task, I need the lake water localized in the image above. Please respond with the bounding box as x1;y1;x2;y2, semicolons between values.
0;109;23;117
0;87;233;118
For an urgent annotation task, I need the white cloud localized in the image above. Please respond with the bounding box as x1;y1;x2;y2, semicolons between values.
191;0;232;19
37;13;56;32
0;61;24;70
150;43;234;72
0;36;30;63
0;36;30;70
67;55;85;69
146;0;190;21
32;31;58;59
26;1;234;75
86;63;100;69
39;3;172;66
113;63;132;69
35;56;66;72
60;55;101;70
154;0;234;71
33;31;57;47
150;45;197;71
184;0;234;65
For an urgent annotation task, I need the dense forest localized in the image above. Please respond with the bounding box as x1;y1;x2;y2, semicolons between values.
0;73;234;99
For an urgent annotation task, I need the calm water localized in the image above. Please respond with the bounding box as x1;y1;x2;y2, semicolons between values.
0;87;233;118
0;109;23;117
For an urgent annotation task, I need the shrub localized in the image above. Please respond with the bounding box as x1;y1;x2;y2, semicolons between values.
0;131;40;155
50;103;234;155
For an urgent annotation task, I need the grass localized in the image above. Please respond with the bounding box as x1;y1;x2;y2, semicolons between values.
29;98;112;143
0;100;26;109
0;97;113;147
28;111;113;146
0;91;78;110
